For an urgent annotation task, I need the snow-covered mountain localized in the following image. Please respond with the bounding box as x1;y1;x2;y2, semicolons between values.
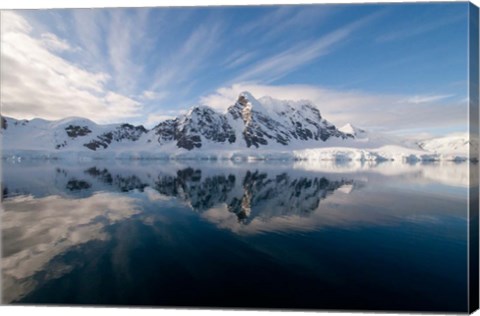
151;91;353;150
2;92;351;152
417;134;477;160
1;92;476;162
1;116;147;152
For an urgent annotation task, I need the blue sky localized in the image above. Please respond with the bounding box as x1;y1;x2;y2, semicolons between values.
0;3;471;136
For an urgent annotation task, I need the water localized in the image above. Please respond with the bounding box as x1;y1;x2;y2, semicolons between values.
1;160;470;312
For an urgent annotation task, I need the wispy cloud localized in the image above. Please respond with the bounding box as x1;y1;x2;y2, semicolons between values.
71;9;108;70
222;51;257;70
237;6;332;43
237;6;294;35
107;9;151;93
140;90;168;101
376;13;465;43
149;21;223;94
232;12;382;83
405;94;454;104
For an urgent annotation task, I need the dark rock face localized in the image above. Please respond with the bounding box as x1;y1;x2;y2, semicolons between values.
154;119;177;144
65;125;92;138
153;107;236;150
177;134;202;150
66;179;91;191
83;124;147;151
55;141;67;150
185;107;236;144
83;133;113;150
1;117;7;130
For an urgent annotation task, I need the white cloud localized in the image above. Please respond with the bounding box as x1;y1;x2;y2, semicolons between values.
145;113;176;127
140;90;168;101
200;83;467;134
0;11;143;124
104;91;142;115
1;10;31;33
40;32;73;52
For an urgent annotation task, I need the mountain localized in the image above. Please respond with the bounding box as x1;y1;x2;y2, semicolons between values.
1;116;147;152
1;92;352;153
0;92;475;162
150;91;352;150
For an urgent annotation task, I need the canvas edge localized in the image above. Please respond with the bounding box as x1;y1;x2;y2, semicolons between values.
469;1;480;314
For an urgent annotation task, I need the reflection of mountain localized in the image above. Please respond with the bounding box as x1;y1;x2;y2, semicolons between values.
2;163;358;225
152;168;353;223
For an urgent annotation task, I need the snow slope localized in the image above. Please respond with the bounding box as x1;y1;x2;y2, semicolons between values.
417;133;478;161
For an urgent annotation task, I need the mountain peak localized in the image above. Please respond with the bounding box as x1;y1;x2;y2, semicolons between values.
238;90;255;101
237;91;263;108
340;123;365;137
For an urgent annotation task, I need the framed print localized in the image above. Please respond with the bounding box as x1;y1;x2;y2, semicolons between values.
1;1;479;313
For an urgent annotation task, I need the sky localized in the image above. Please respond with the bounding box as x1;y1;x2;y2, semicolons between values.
0;3;472;137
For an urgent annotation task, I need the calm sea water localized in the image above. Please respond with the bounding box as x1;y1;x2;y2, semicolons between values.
1;160;470;312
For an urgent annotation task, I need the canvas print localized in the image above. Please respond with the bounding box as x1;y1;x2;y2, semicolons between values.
1;2;479;313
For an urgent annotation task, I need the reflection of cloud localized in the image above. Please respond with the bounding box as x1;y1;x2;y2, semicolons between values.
2;192;140;303
144;187;172;202
201;204;326;235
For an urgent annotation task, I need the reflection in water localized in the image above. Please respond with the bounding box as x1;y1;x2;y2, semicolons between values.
2;193;141;303
1;161;469;311
3;164;360;227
